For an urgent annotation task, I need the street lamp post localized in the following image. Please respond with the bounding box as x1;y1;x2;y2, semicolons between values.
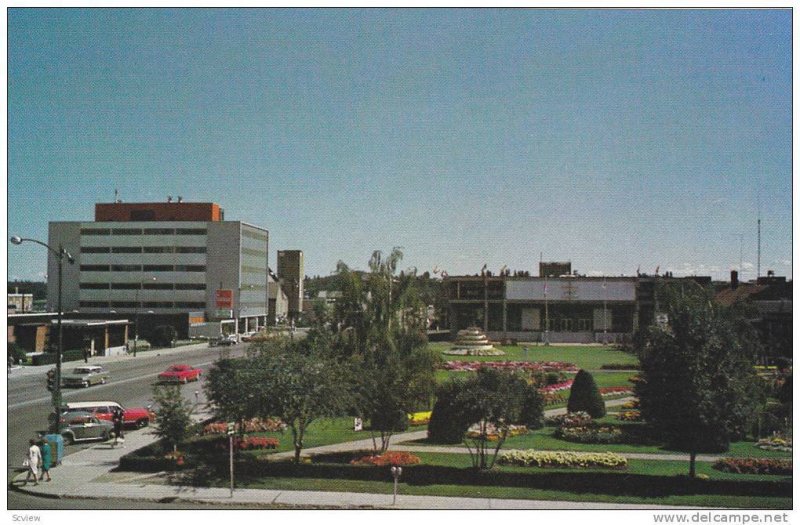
10;236;74;433
134;277;156;357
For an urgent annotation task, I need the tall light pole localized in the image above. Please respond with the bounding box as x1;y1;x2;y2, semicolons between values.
10;236;74;433
543;275;550;346
134;276;156;357
602;276;608;345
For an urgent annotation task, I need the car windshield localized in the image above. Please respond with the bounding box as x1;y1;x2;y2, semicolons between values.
72;368;92;373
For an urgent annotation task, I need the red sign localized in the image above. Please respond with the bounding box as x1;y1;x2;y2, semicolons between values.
215;289;233;309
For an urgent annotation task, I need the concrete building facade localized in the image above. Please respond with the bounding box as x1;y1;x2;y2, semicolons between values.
47;201;276;338
277;250;304;321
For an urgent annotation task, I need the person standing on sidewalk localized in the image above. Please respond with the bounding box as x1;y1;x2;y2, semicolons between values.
39;439;52;482
24;439;41;485
112;408;125;448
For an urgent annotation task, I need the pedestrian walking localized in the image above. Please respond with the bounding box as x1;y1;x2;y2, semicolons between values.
39;439;52;482
24;439;41;486
112;408;125;448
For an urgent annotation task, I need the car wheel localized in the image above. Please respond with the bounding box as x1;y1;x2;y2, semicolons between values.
83;382;89;388
102;431;110;441
63;433;74;445
136;419;148;429
101;378;106;384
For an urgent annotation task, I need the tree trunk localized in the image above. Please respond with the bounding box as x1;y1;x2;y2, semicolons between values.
689;450;697;478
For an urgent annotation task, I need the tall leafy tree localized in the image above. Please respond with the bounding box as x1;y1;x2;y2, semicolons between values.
152;384;194;452
635;283;764;477
203;358;263;439
334;248;439;450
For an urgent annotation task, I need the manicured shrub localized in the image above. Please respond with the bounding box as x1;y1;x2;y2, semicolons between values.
520;386;545;429
600;363;638;370
498;450;627;469
777;375;792;405
567;369;606;418
150;325;177;347
427;380;472;444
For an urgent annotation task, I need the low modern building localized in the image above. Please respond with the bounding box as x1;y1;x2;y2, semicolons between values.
46;200;280;339
445;273;637;344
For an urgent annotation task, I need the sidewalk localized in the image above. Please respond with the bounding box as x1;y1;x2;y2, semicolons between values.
11;396;719;509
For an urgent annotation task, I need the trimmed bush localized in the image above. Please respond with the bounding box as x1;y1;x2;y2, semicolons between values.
567;369;606;418
427;380;471;444
31;349;86;366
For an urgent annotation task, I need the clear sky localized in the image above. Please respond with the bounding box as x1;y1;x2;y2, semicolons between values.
7;8;792;282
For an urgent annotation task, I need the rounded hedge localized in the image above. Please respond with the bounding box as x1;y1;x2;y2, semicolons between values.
567;369;606;418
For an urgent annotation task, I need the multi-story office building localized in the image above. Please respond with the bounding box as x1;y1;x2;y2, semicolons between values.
47;200;274;338
277;250;304;320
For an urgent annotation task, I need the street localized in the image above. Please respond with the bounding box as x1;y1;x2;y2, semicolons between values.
6;342;249;500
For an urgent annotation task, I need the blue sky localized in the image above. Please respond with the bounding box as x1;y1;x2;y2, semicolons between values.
7;9;792;281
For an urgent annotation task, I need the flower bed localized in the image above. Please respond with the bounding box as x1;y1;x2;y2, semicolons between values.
713;458;792;476
203;418;286;435
599;386;634;397
498;450;627;469
616;410;642;422
351;451;421;467
215;436;280;451
465;423;528;441
755;436;792;452
408;411;432;426
544;411;592;428
440;361;578;373
555;425;624;444
621;399;640;410
538;380;574;395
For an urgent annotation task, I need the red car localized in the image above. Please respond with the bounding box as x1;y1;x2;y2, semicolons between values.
158;364;203;384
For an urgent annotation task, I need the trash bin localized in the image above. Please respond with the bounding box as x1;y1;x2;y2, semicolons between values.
43;434;64;466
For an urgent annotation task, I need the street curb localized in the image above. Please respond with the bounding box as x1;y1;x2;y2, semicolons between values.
8;473;62;500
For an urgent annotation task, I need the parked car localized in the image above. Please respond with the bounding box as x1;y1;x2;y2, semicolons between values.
217;334;237;346
58;411;114;445
60;401;156;429
60;365;110;388
158;364;202;384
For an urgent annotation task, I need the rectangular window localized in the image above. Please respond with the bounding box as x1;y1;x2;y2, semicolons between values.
79;301;109;307
143;228;175;235
174;265;206;272
175;283;206;290
79;283;110;289
175;246;206;253
112;247;143;253
143;265;174;272
111;264;142;272
142;301;174;308
143;282;173;290
80;265;110;272
176;228;207;235
242;229;268;242
80;247;111;253
111;283;141;290
80;228;111;235
109;301;137;308
174;301;206;308
111;228;143;235
143;246;173;253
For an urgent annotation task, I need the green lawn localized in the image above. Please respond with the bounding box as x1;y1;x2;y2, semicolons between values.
221;451;790;509
431;342;639;370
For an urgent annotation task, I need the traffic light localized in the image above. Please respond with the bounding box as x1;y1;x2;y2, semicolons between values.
46;369;56;391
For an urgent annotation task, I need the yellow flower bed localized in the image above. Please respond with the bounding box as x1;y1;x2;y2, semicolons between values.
408;411;432;426
498;450;628;469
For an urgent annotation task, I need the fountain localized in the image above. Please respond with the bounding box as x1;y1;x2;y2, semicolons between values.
444;326;505;356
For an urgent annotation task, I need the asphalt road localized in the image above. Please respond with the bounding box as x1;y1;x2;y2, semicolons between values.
6;343;249;486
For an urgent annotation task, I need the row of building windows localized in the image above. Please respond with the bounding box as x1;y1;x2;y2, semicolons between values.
80;264;206;272
80;246;207;254
79;301;206;308
80;282;206;290
80;228;207;236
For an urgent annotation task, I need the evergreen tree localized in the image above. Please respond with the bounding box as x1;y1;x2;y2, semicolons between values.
567;369;606;418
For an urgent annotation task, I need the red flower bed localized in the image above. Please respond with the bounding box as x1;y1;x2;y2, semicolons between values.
203;418;286;435
440;361;578;373
215;436;280;451
713;458;792;476
599;387;634;397
351;451;421;467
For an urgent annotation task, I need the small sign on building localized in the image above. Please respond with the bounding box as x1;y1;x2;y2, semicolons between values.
215;289;233;309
